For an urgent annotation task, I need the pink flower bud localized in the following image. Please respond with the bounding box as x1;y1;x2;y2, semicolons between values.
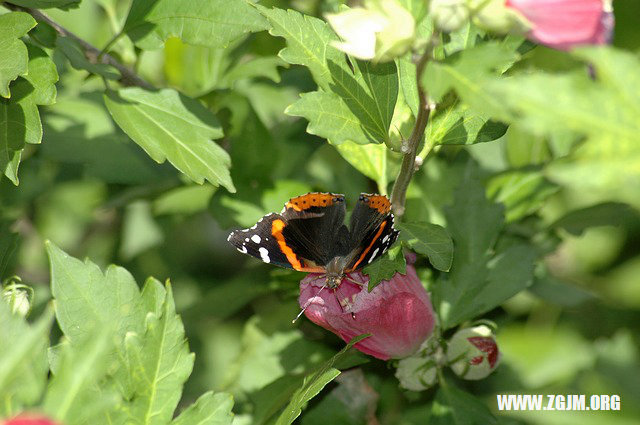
447;325;501;380
507;0;614;50
2;414;60;425
298;259;436;360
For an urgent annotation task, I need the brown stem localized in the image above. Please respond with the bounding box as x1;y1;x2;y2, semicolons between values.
3;2;153;90
390;46;434;217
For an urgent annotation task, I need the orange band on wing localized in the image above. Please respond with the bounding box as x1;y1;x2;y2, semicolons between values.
285;193;343;212
349;221;387;271
271;219;324;272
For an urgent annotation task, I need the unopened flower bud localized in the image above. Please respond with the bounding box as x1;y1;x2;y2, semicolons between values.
327;0;415;62
447;324;500;380
395;335;441;391
2;280;33;318
430;0;470;33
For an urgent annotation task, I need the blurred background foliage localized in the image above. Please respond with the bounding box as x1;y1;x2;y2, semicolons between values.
1;0;640;424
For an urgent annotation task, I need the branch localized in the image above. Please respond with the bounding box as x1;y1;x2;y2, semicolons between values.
390;43;435;217
3;2;153;90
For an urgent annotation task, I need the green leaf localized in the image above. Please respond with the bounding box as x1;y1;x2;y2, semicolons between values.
41;91;168;185
435;175;536;329
260;6;398;145
7;0;81;9
363;244;407;291
172;391;234;425
423;42;517;113
275;334;370;425
124;283;195;424
498;325;595;388
56;37;120;80
487;170;559;223
0;12;36;98
397;222;453;271
153;184;216;215
104;87;234;191
0;222;19;277
529;276;595;307
0;42;56;185
46;240;145;343
23;44;59;105
43;330;119;425
430;380;497;425
119;200;164;260
334;141;392;191
549;202;639;236
487;47;640;207
0;304;53;415
124;0;268;49
1;83;43;184
426;98;507;146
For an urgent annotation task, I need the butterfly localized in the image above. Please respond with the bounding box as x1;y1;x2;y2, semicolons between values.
227;192;399;288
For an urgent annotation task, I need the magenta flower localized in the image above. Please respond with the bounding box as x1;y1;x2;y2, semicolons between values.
507;0;614;50
298;257;436;360
2;414;60;425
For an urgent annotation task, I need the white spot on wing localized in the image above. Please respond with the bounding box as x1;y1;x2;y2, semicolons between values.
245;237;249;242
382;234;389;243
259;247;270;263
237;245;247;254
251;234;261;243
368;247;380;263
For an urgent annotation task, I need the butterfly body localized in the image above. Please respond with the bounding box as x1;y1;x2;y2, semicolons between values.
227;192;400;288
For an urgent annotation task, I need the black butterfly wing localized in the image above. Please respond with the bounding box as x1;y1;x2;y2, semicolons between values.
344;193;400;272
280;192;348;267
227;192;347;271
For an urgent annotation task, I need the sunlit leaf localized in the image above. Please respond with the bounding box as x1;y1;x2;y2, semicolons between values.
104;87;234;191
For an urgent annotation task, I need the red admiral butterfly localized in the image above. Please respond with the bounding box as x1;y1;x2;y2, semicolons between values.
227;192;400;288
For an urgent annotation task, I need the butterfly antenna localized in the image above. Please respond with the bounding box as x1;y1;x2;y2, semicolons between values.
292;280;329;324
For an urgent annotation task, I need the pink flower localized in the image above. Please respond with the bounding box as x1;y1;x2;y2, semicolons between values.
298;257;436;360
2;414;60;425
507;0;614;50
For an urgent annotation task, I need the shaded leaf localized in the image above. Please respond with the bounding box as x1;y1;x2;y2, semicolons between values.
363;244;407;291
124;0;268;50
550;202;639;236
57;37;120;80
8;0;81;9
430;380;497;425
153;184;216;216
104;87;234;191
42;91;171;185
0;222;19;277
487;170;559;222
397;222;453;271
435;175;536;329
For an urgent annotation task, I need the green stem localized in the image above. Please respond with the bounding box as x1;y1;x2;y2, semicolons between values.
390;41;435;217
